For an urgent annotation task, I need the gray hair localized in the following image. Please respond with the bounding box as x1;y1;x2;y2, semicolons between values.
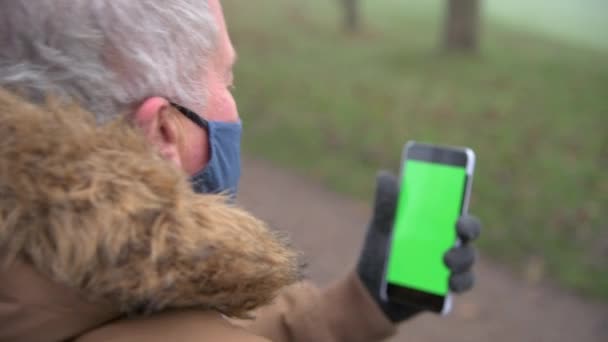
0;0;218;123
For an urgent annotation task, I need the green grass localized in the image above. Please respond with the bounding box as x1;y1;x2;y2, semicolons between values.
223;0;608;299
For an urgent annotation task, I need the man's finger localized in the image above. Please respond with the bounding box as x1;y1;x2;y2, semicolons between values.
444;245;476;273
370;171;399;234
456;215;482;243
449;271;475;293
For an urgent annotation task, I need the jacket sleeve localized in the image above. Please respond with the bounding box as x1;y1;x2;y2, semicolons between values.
244;271;396;342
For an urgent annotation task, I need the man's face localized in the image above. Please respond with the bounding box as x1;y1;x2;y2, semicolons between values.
179;0;239;175
134;0;238;176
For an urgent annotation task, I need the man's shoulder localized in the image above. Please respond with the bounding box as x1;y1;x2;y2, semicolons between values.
76;309;271;342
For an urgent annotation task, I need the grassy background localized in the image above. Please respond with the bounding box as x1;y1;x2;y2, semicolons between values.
223;0;608;299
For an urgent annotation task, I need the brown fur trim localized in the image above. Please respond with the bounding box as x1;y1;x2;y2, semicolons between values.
0;90;298;318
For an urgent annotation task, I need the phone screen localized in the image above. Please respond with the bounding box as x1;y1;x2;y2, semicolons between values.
386;159;467;297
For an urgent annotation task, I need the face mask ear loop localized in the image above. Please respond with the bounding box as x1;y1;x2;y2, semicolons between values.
170;102;209;131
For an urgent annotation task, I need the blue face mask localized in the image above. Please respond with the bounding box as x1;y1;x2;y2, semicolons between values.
171;103;242;197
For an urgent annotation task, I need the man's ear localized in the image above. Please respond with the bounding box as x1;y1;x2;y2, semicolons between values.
133;97;183;168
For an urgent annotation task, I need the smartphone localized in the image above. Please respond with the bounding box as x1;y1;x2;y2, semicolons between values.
381;141;475;315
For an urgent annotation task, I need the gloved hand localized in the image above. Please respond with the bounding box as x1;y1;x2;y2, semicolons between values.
357;171;481;323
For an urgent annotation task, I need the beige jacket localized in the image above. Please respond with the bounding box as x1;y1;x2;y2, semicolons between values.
0;91;395;341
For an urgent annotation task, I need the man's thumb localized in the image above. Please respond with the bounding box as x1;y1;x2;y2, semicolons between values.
370;171;399;234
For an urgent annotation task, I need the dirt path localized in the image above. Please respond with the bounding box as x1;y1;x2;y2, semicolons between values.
238;156;608;342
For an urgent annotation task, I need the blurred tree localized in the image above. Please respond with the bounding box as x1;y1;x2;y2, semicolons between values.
443;0;481;52
341;0;360;32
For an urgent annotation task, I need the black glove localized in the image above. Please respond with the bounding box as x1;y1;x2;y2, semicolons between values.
357;171;481;323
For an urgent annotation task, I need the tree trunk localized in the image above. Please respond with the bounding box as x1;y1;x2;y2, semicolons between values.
443;0;481;52
341;0;360;32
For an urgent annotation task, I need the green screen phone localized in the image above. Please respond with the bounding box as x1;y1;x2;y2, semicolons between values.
382;141;475;314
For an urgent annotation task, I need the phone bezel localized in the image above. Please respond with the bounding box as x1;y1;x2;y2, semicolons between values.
380;141;476;315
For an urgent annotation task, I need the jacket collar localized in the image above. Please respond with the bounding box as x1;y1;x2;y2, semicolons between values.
0;90;298;339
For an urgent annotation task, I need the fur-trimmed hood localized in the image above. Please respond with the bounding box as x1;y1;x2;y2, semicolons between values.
0;90;298;339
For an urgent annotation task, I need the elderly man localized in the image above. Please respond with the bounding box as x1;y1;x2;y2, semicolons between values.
0;1;480;341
